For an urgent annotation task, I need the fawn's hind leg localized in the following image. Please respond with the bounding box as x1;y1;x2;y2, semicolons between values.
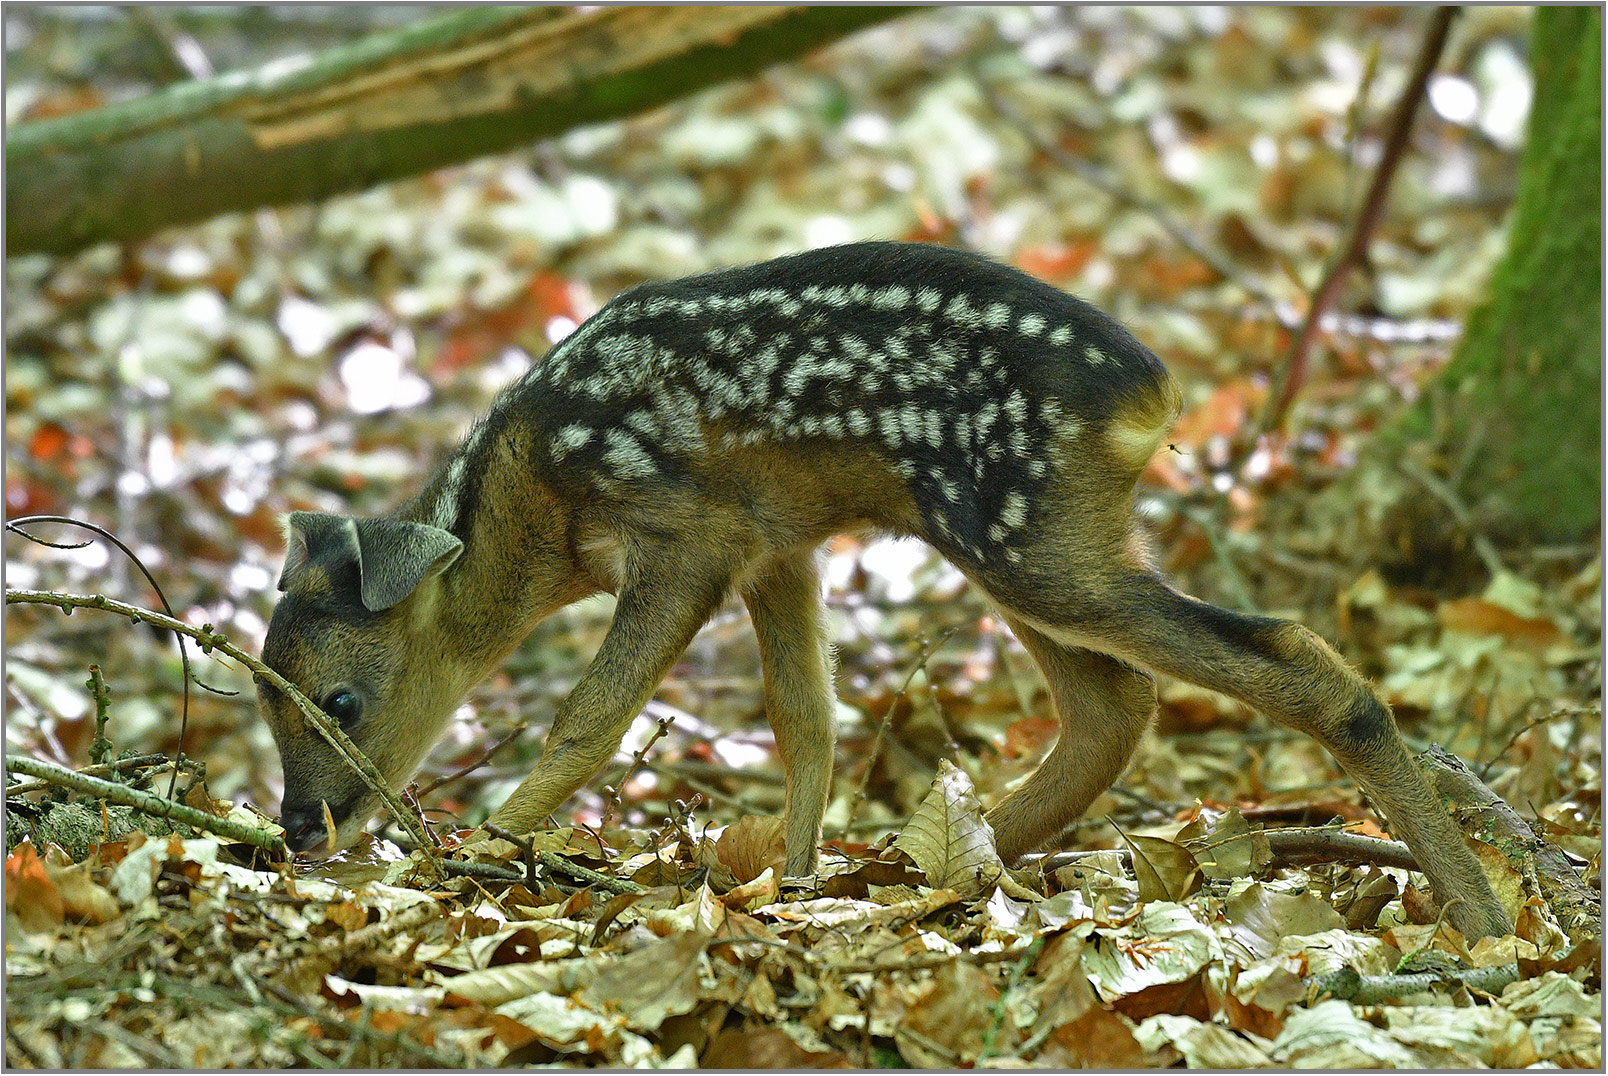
742;551;836;877
993;566;1511;940
985;614;1156;862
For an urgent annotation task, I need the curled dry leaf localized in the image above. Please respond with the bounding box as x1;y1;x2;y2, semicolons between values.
5;844;65;933
1113;824;1201;903
716;815;787;886
437;957;597;1006
894;759;1003;899
1179;806;1273;880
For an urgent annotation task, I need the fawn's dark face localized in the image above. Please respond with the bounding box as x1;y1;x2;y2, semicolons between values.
259;512;466;852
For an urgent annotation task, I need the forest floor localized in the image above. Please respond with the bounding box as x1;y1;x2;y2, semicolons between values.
4;7;1599;1068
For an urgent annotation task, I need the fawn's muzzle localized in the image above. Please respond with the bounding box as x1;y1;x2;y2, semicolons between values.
280;793;359;853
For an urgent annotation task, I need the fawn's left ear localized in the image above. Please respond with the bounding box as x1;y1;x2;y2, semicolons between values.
278;511;358;593
349;518;464;613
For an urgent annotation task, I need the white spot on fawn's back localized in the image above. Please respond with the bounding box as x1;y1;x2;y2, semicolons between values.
552;424;594;462
603;429;658;479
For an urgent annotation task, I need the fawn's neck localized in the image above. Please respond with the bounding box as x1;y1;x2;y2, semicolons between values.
402;400;593;676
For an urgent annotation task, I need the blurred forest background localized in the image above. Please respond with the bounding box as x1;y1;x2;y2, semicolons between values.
3;7;1601;1066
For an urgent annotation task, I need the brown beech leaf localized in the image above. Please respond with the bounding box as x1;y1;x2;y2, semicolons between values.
1113;824;1201;904
716;815;787;886
894;760;1003;898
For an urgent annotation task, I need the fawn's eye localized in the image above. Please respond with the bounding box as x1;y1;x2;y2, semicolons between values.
322;690;363;730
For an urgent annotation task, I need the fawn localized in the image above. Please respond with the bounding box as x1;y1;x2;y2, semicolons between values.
258;241;1508;939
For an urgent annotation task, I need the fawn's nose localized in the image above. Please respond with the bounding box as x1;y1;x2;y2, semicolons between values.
280;801;328;853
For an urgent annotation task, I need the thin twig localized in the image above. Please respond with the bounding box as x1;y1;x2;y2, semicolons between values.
439;859;525;884
4;754;283;853
86;665;113;766
976;72;1280;309
1480;706;1599;780
647;759;759;814
4;588;443;879
482;822;539;888
841;628;958;839
6;752;191;797
6;515;199;800
601;711;675;831
1258;6;1458;437
415;721;528;797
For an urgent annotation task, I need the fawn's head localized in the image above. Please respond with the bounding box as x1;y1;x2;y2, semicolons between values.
258;511;467;852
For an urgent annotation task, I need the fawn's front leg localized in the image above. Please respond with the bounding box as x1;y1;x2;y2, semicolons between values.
485;547;734;839
742;551;836;878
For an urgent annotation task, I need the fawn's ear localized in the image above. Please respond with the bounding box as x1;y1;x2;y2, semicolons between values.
278;511;358;593
349;518;463;613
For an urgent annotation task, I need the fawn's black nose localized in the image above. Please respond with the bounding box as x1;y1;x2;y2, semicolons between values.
280;802;328;853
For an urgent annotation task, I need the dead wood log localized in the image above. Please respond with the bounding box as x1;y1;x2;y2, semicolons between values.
7;6;914;257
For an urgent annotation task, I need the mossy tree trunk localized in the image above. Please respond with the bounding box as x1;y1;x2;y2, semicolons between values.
1398;6;1601;544
6;6;913;258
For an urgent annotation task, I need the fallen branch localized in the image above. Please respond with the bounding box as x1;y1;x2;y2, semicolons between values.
1420;744;1601;943
535;850;642;895
1314;961;1519;1005
6;751;179;797
1263;827;1419;872
442;843;642;895
1034;825;1419;875
4;588;442;879
7;6;914;256
4;755;283;854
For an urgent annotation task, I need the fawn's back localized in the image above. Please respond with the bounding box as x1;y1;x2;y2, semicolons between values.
417;241;1179;576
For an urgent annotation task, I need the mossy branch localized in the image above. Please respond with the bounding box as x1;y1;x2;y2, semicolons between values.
5;755;283;854
6;6;914;256
1314;961;1519;1004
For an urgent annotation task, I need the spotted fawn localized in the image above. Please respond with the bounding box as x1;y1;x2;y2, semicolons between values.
258;241;1508;939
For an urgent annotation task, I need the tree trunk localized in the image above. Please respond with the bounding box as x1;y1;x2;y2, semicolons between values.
1396;6;1601;544
6;6;913;258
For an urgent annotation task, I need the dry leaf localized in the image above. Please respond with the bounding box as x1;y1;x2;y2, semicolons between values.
1114;825;1200;903
1180;806;1272;880
894;760;1004;898
1134;1013;1275;1067
703;1026;850;1068
579;929;708;1031
6;844;65;933
439;957;596;1006
1081;904;1218;1002
1222;883;1344;962
49;861;120;925
893;959;1007;1064
716;815;786;886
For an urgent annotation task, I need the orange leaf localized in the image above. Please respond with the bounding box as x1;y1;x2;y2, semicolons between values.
1015;240;1097;283
6;844;65;931
1438;598;1562;647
